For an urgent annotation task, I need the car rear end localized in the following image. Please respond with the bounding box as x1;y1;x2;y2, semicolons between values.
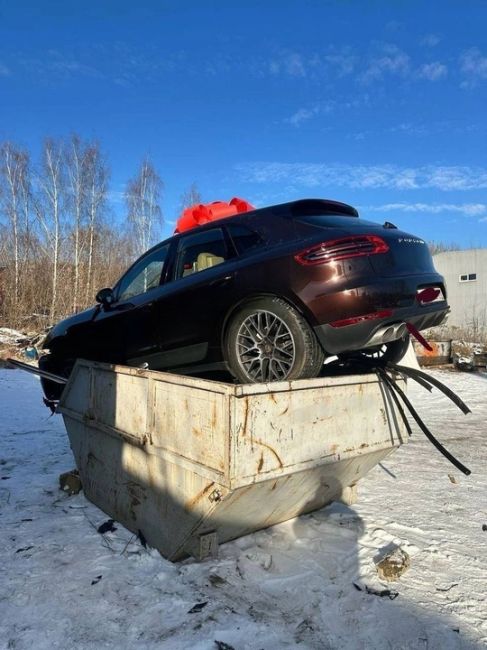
287;210;448;355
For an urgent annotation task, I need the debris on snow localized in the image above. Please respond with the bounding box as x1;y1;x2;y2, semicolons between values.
137;529;148;548
454;356;475;372
353;582;399;600
0;327;29;346
209;573;227;587
59;469;82;495
452;340;487;372
214;641;236;650
188;601;208;613
97;519;117;534
375;547;411;582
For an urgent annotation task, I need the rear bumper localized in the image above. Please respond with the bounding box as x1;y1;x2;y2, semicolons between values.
314;302;449;355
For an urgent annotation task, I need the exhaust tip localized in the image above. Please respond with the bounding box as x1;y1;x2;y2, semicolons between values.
382;327;395;343
397;323;407;339
382;322;407;343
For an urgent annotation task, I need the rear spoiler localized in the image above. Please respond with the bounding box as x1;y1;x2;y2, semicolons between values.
286;199;359;218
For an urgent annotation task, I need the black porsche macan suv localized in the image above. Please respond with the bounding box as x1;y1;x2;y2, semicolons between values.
40;198;448;399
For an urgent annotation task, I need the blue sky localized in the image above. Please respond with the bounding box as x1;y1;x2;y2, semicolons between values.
1;0;487;245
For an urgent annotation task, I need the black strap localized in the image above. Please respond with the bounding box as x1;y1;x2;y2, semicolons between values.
379;368;471;476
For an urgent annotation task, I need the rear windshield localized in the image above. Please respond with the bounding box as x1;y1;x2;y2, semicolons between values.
295;214;380;229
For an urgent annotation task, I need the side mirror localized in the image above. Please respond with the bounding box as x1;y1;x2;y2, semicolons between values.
95;287;114;306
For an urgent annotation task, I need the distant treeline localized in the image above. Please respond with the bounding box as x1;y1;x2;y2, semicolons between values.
0;134;463;332
0;135;200;330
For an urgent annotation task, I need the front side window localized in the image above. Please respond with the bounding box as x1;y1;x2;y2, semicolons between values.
174;228;229;279
117;244;170;301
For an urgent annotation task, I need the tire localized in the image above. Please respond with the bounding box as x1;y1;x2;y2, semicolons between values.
343;334;411;365
225;297;324;383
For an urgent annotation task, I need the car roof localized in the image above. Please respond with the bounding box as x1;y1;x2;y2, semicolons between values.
150;198;359;254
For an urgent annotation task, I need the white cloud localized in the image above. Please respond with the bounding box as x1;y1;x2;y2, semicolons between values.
284;101;335;126
285;97;366;128
285;53;307;77
363;203;487;218
361;44;410;83
421;34;440;47
0;63;10;76
418;61;447;81
236;163;487;192
285;107;320;127
460;47;487;86
323;52;356;77
269;52;307;78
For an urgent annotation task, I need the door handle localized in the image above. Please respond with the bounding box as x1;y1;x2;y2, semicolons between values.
209;274;233;287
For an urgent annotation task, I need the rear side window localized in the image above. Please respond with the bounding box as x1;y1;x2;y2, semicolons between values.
295;214;380;229
226;223;264;255
175;227;230;279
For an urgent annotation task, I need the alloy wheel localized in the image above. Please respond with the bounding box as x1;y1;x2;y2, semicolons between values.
235;310;296;382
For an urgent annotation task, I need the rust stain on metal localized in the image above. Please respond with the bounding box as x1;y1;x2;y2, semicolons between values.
242;397;250;437
271;480;278;491
211;403;218;429
280;405;289;415
253;439;284;469
257;452;264;473
184;481;215;512
125;481;147;521
270;393;278;404
421;341;440;358
229;485;253;504
192;427;202;437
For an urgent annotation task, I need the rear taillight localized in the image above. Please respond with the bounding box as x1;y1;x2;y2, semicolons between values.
295;235;389;266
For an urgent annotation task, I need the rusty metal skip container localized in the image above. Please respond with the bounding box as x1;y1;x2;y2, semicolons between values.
58;360;407;561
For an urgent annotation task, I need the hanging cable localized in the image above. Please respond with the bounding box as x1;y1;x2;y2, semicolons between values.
378;367;471;476
389;363;471;415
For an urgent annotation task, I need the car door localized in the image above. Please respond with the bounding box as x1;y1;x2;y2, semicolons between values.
152;226;239;369
90;242;171;364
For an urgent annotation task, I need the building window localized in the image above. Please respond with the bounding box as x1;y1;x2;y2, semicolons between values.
459;273;477;283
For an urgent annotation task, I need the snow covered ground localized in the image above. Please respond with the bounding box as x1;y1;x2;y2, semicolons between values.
0;367;486;649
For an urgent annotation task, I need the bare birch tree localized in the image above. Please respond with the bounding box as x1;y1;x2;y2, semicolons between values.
179;182;202;213
34;138;66;320
125;159;163;256
84;142;109;302
65;135;89;311
0;143;31;317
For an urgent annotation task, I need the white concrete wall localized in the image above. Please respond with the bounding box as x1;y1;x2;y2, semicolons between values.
433;249;487;329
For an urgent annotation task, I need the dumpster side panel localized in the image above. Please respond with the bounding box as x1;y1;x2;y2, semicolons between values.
64;417;229;560
174;447;393;559
151;380;229;474
93;368;149;441
230;376;405;486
